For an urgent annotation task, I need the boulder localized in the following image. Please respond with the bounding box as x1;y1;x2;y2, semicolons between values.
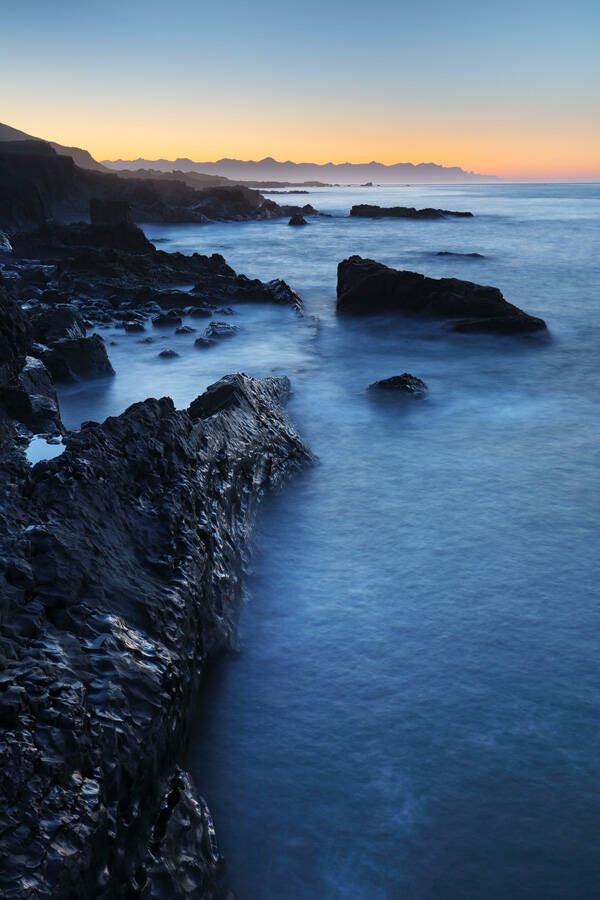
28;304;86;344
204;321;238;339
1;356;63;433
288;214;308;226
153;311;182;327
39;334;115;381
368;373;428;397
336;256;547;334
158;348;179;358
350;204;473;219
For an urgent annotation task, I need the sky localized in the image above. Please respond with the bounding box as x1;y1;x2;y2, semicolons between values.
1;0;599;179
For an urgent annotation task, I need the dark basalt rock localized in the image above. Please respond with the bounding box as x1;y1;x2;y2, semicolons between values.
204;321;238;339
350;204;473;219
29;304;86;344
175;325;195;334
0;278;30;388
158;348;179;358
368;373;428;396
336;256;547;334
1;356;64;433
38;334;115;381
194;336;214;349
124;320;145;332
0;372;310;896
288;214;308;226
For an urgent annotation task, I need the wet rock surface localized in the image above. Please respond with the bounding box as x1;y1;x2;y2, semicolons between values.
368;373;428;396
350;204;473;219
288;214;308;226
0;372;311;897
337;255;547;334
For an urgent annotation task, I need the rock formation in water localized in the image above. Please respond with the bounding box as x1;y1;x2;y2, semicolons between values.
336;256;547;334
368;373;428;396
288;214;308;226
350;204;473;220
0;368;311;897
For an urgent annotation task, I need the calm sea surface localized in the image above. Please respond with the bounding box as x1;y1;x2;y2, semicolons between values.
58;183;600;898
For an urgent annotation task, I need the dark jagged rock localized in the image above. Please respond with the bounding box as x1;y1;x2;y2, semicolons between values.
204;321;238;339
350;204;473;219
288;214;308;226
1;356;63;433
0;277;30;388
38;334;115;381
194;337;214;349
368;373;428;396
29;304;85;344
0;373;310;897
11;222;304;317
158;348;179;358
336;256;547;334
175;325;195;334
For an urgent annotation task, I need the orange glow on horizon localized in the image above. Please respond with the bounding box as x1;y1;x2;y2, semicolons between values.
8;111;600;182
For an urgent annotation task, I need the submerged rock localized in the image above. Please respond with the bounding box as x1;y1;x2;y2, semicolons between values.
436;251;484;258
0;373;311;896
350;204;473;219
368;373;428;396
158;348;179;358
336;256;547;334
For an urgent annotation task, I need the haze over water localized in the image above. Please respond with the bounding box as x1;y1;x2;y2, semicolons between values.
58;183;600;898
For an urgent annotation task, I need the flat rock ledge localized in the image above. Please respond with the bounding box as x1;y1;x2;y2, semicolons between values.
336;256;547;334
350;204;473;219
0;372;311;898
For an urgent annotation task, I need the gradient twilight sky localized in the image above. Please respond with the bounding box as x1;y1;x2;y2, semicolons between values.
1;0;599;178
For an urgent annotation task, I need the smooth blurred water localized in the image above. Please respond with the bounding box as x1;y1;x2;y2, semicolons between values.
58;184;600;898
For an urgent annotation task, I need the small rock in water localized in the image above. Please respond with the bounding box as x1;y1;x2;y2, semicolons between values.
124;321;146;332
204;321;238;339
368;373;428;397
139;336;154;343
158;348;179;358
288;214;308;226
175;325;195;334
188;306;213;318
194;336;214;348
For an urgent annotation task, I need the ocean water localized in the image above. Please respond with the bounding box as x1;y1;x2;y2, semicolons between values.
57;183;600;898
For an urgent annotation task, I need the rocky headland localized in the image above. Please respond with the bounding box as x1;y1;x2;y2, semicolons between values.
336;255;547;334
0;141;320;232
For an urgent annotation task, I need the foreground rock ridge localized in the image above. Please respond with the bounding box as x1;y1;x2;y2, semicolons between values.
337;255;547;334
0;372;311;897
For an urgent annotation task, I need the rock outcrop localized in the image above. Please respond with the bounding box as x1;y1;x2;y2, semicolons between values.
350;204;473;219
368;373;428;396
0;372;311;897
336;256;547;334
288;214;308;226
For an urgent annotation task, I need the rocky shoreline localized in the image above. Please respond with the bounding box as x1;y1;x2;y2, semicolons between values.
0;214;314;897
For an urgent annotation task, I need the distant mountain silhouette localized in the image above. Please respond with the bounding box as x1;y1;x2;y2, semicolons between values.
101;155;498;183
0;122;107;172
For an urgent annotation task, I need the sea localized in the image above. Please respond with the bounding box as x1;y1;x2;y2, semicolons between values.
57;182;600;898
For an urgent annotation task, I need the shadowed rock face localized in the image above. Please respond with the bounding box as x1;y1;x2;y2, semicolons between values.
0;373;311;898
336;256;547;334
350;204;473;219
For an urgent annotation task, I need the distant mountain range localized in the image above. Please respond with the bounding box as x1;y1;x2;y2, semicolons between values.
0;122;498;183
101;156;498;183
